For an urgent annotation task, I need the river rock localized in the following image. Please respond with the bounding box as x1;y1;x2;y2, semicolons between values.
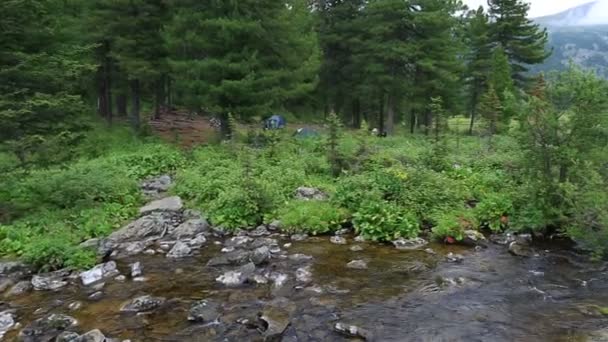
207;250;251;267
225;236;252;248
346;260;368;270
0;260;28;275
80;261;119;286
354;235;366;242
167;241;192;258
5;280;32;297
0;311;16;339
106;212;177;244
170;219;210;240
290;234;308;242
249;225;270;237
73;329;106;342
251;246;271;265
335;228;351;236
268;220;282;231
489;233;516;246
130;262;143;278
268;272;289;288
188;300;220;322
350;245;364;252
32;269;71;291
19;313;78;341
330;236;347;245
392;237;428;250
215;262;256;286
588;328;608;342
295;266;313;283
139;196;183;215
188;234;207;249
56;331;80;342
288;254;313;262
295;187;328;201
141;175;172;195
260;297;296;340
0;278;14;293
462;230;487;247
334;322;372;340
508;241;534;257
120;295;166;313
446;252;464;263
68;301;82;311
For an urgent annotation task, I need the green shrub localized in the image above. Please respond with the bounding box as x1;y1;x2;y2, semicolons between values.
431;210;477;241
276;200;348;235
353;200;419;242
474;193;513;231
22;235;96;272
110;144;187;179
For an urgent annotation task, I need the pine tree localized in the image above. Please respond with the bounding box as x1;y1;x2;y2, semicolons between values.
488;0;550;88
464;7;493;135
477;84;503;149
167;1;319;138
489;46;515;100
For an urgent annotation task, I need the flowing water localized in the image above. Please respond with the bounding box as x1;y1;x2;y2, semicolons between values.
3;235;608;341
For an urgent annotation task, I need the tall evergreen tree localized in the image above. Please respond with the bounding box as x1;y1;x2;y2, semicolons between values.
488;0;550;88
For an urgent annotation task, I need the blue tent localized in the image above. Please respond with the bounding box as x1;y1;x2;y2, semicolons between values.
264;115;286;129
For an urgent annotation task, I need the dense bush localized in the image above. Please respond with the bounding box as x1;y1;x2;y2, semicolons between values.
353;200;419;242
276;200;348;235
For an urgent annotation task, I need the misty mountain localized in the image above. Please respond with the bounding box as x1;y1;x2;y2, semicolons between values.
534;1;608;77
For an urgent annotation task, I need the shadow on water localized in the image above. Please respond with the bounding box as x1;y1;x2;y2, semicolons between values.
4;235;608;341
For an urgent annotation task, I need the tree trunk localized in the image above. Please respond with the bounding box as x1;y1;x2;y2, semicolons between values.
219;112;231;140
378;94;385;134
385;94;395;135
352;98;361;129
469;108;476;135
424;110;431;136
117;93;127;116
410;109;416;134
130;79;141;131
154;76;164;120
97;75;108;119
104;53;113;125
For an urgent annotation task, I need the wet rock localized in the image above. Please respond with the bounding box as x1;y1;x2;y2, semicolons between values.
251;246;271;265
133;277;146;282
225;236;253;248
354;235;366;242
335;228;351;235
32;269;71;291
392;237;428;250
19;313;78;341
130;262;143;278
397;261;429;274
446;252;464;263
334;322;372;340
0;310;16;339
0;260;28;275
106;212;177;245
260;298;296;340
252;274;269;284
221;246;235;253
56;331;80;342
268;272;289;288
295;187;328;201
79;238;100;250
115;275;126;282
215;263;256;286
283;243;292;248
0;278;15;293
250;238;278;249
167;241;192;258
68;301;82;311
208;250;251;267
508;241;534;257
268;220;282;231
80;261;119;286
141;175;172;196
350;245;364;252
295;266;313;283
88;291;104;301
346;260;368;270
5;280;32;297
188;300;220;322
249;225;270;237
330;236;347;245
188;234;207;249
290;234;308;242
489;233;516;246
269;245;281;254
170;219;210;240
424;248;436;255
139;196;183;215
588;328;608;342
462;230;487;247
73;329;105;342
120;295;166;313
288;254;313;262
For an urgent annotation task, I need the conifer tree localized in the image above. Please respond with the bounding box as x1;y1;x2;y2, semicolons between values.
488;0;550;88
477;84;503;149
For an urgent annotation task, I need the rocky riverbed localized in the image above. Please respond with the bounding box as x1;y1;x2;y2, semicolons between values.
0;176;607;341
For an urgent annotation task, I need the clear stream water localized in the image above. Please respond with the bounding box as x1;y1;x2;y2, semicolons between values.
4;236;608;341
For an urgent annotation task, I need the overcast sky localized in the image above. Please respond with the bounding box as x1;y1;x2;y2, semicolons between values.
463;0;595;17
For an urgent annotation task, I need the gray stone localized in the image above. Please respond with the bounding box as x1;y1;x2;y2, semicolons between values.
130;262;143;278
334;322;372;340
115;275;126;282
346;260;368;270
288;254;313;262
0;260;28;275
68;301;82;311
250;246;271;265
141;175;172;193
335;228;351;235
249;225;270;237
489;233;516;246
167;241;192;258
5;280;32;297
80;261;119;286
73;329;105;342
19;314;78;341
392;237;428;250
225;236;252;248
183;209;203;220
290;234;308;242
170;219;210;240
0;310;16;339
32;269;71;291
268;220;282;231
79;238;100;250
143;249;156;255
295;187;328;201
268;272;289;288
139;196;183;215
207;250;251;267
0;278;15;293
509;241;534;257
56;331;80;342
354;235;366;242
215;263;256;286
446;252;464;263
88;291;104;301
106;212;176;244
330;236;347;245
120;295;166;312
350;245;364;252
295;266;313;283
188;300;220;322
188;234;207;248
462;230;487;247
260;298;296;340
250;237;278;249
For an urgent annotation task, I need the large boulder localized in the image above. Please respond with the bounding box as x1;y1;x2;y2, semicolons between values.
462;230;487;247
4;280;32;297
19;314;78;342
141;175;172;198
106;212;178;243
169;219;210;240
508;241;534;257
0;310;16;339
32;269;71;291
79;261;119;286
215;263;256;286
139;196;183;215
295;187;328;201
0;261;29;275
166;241;192;258
392;237;428;251
259;297;296;340
120;295;166;313
188;300;221;323
250;246;271;265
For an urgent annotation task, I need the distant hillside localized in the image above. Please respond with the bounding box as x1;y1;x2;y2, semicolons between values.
534;1;608;77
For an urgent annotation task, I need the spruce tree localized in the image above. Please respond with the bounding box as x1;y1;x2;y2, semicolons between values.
477;84;502;149
488;0;550;88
